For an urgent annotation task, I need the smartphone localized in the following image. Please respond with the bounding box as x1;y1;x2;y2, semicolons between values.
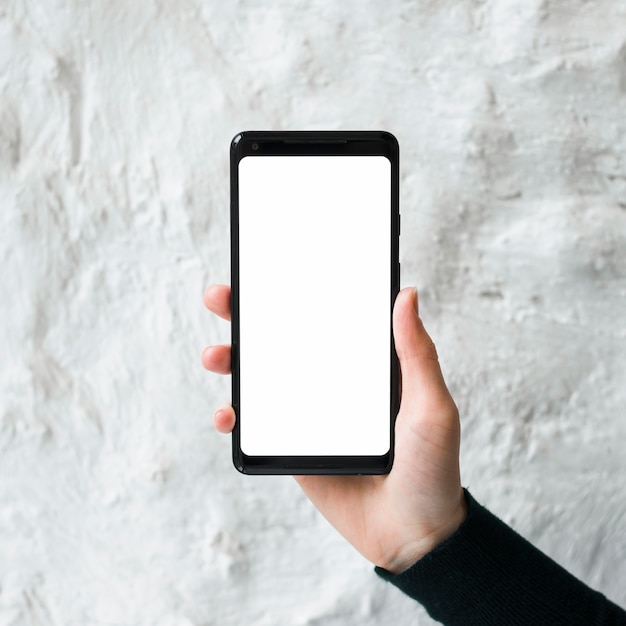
230;130;400;474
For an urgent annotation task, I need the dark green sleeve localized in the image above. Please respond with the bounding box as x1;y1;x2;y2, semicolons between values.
375;489;626;625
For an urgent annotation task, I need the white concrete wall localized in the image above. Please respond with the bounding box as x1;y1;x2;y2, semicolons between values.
1;1;625;624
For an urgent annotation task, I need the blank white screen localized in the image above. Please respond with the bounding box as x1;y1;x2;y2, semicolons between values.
238;156;391;456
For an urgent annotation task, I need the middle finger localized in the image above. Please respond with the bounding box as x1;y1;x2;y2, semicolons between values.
201;344;232;374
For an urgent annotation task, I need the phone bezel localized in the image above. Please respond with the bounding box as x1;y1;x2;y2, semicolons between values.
230;130;400;475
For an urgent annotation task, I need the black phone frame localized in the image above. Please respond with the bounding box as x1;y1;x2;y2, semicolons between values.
230;130;400;475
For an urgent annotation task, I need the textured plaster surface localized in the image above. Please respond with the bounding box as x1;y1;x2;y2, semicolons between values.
0;1;625;625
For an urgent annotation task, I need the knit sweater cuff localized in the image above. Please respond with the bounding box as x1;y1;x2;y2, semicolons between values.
375;489;625;626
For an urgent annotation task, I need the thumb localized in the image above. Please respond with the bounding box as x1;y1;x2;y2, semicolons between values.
393;287;452;411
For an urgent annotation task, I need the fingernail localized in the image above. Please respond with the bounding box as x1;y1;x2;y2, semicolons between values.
412;287;418;314
214;403;231;421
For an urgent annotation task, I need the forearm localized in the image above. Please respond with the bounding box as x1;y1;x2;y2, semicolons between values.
375;489;626;626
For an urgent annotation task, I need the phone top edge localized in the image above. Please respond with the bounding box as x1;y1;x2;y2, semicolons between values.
233;130;397;141
230;132;244;151
232;131;399;162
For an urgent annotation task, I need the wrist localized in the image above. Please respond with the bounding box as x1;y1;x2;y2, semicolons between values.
380;490;468;575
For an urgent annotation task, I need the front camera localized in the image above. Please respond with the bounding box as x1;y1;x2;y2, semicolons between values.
251;143;259;151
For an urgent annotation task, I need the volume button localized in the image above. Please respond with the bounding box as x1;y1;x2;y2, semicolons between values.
398;213;401;236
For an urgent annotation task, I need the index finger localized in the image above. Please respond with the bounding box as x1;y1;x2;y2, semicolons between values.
204;284;231;321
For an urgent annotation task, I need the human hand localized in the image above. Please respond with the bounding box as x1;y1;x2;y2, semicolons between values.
202;284;467;574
